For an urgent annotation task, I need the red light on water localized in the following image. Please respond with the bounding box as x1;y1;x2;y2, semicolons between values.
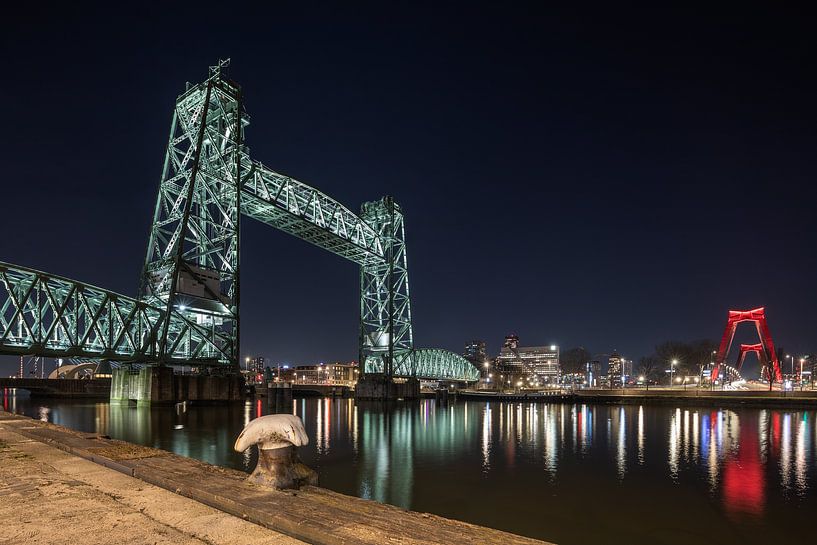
722;427;765;518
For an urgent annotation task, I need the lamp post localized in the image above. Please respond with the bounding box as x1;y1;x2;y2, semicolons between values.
669;359;678;388
799;358;805;390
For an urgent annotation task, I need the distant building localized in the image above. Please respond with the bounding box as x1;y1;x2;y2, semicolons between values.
586;360;601;387
282;362;359;385
623;358;633;382
245;356;265;382
608;352;622;387
463;340;488;366
503;334;520;350
495;335;560;386
607;352;632;386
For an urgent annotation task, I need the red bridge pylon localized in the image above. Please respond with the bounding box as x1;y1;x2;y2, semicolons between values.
712;308;782;383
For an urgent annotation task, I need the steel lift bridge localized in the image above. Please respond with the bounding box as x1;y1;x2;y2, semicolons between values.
0;62;478;384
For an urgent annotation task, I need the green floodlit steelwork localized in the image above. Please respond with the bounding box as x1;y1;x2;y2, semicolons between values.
413;349;480;381
0;262;228;364
0;60;470;382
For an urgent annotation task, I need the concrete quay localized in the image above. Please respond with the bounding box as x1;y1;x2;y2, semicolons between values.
459;388;817;408
0;410;552;545
0;413;303;545
572;388;817;409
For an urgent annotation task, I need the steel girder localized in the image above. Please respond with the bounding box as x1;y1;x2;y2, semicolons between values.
413;348;480;381
359;197;414;377
241;158;384;264
0;262;230;365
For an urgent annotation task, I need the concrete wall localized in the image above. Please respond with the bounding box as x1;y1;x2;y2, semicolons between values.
111;367;243;404
355;374;420;400
0;378;111;398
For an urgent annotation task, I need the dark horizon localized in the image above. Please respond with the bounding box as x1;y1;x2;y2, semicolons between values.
3;3;816;376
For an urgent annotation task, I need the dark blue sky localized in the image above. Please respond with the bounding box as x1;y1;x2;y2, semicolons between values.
2;3;815;374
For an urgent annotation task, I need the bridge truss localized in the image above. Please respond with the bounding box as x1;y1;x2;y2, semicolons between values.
0;262;227;365
0;61;475;383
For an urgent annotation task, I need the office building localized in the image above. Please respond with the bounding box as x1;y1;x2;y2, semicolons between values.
495;335;560;385
463;340;488;365
608;352;622;387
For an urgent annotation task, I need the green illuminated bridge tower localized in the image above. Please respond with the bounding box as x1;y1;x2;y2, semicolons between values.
0;62;477;401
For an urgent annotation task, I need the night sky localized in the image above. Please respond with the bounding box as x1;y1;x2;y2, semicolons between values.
2;3;816;375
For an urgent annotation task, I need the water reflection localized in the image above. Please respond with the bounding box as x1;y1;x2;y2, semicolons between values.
4;391;817;545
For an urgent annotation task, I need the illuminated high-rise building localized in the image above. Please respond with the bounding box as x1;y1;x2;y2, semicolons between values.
495;335;560;385
248;356;265;375
463;340;488;365
608;352;624;387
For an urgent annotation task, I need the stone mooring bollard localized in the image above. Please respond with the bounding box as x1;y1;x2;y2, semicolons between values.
234;414;318;490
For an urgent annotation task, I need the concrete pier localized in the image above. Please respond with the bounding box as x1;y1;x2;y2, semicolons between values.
354;374;420;400
0;410;551;545
111;366;244;405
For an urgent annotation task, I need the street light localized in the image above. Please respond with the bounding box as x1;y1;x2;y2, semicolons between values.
799;358;805;390
670;359;678;388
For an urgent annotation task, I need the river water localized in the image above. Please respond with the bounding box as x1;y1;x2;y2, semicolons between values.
3;392;815;545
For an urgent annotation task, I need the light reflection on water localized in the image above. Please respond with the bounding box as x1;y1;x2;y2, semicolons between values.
3;390;816;545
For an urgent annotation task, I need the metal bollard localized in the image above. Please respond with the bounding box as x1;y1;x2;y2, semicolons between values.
234;414;318;490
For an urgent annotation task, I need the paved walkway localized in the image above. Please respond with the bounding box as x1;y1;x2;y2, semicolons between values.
0;420;304;545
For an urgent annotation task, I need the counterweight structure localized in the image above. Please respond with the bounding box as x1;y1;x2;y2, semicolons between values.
0;63;478;383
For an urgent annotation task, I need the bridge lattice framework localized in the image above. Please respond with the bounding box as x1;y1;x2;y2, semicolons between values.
0;62;478;383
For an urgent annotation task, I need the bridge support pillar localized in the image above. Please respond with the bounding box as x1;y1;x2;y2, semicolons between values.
354;374;419;401
111;366;175;405
111;367;244;404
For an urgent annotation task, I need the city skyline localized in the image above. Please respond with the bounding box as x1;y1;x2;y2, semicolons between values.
2;4;815;376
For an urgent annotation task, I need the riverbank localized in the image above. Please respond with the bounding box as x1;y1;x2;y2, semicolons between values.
459;388;817;408
0;410;551;545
